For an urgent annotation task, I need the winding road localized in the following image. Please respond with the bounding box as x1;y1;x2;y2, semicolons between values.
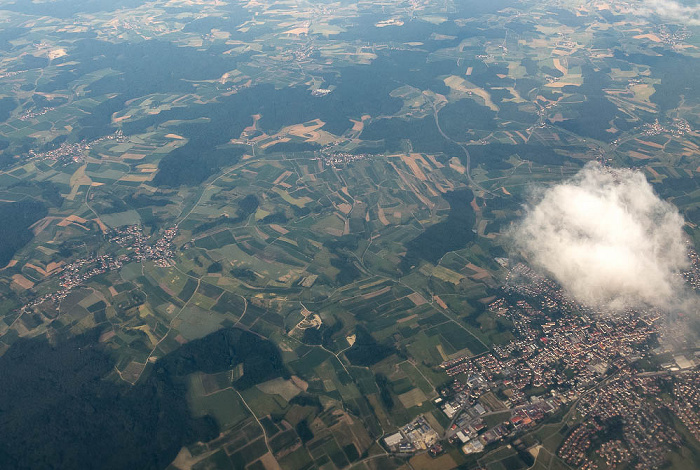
428;98;497;198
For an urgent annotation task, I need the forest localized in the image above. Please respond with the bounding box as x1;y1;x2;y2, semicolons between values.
0;327;286;469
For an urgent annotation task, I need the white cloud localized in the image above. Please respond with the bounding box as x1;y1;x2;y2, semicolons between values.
635;0;700;26
511;162;690;312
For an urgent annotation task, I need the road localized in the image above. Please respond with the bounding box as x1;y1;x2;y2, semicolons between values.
429;97;497;198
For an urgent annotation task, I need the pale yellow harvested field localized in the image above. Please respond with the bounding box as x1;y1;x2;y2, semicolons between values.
425;154;443;168
433;295;448;309
443;75;499;111
436;344;448;361
12;274;34;290
400;154;427;181
636;139;664;149
545;81;580;88
273;170;293;185
466;262;491;280
449;157;466;174
24;262;63;277
408;292;427;306
122;153;146;160
377;206;390;225
628;150;653;160
634;33;661;42
397;314;418;323
630;84;655;102
284;26;309;35
260;137;289;149
337;203;352;214
66;164;92;201
269;224;289;235
257;378;303;401
398;388;427;408
58;214;88;227
553;57;567;74
646;167;662;179
361;286;391;300
119;174;153;182
430;265;463;285
94;218;109;233
99;330;116;343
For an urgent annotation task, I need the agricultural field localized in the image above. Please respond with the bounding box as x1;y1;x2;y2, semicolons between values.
0;0;699;469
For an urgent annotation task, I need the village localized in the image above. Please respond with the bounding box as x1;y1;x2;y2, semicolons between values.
20;225;178;313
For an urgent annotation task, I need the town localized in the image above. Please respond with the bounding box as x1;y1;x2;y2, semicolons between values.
381;258;700;465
